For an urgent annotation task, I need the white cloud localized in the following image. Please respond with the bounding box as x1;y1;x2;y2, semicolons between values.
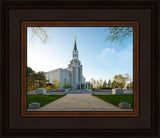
97;45;133;65
98;48;117;57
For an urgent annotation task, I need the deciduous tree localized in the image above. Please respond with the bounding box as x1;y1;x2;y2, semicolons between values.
54;79;60;88
105;27;133;44
29;27;49;44
113;74;127;88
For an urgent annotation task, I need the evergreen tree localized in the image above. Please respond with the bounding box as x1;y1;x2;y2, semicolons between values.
99;79;103;88
27;67;35;78
108;79;112;88
102;80;107;88
27;67;47;90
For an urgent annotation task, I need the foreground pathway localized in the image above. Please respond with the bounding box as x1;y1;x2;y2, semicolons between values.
28;94;133;111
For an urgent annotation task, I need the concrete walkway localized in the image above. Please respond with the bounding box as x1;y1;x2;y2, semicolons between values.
28;94;133;111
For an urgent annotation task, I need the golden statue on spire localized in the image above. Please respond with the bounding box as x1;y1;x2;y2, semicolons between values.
75;35;76;41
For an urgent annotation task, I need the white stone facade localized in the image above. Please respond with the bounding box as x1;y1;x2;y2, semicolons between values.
45;68;71;88
45;36;90;90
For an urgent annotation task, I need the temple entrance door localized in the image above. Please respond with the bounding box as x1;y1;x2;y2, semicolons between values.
81;84;84;90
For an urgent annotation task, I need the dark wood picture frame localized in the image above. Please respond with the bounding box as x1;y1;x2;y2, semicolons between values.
0;0;160;137
21;21;139;117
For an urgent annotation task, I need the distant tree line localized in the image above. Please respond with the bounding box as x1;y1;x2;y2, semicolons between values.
27;67;133;91
90;73;133;90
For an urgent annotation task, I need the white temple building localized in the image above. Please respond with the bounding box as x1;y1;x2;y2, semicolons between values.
45;36;91;90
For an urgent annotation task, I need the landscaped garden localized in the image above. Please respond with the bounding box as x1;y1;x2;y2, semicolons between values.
93;94;133;108
27;94;65;108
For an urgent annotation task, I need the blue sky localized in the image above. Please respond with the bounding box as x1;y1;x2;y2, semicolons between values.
27;27;133;81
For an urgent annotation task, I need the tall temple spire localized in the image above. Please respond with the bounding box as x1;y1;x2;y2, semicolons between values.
74;35;77;51
72;35;78;60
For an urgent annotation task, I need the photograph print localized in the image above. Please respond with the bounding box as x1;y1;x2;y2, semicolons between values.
26;26;134;112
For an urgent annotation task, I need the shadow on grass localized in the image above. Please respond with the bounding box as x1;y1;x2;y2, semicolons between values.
93;94;133;108
27;94;65;108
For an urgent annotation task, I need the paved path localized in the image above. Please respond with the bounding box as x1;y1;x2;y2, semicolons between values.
28;94;133;111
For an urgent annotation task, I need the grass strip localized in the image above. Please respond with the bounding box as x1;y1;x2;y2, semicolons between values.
93;94;133;108
27;94;65;108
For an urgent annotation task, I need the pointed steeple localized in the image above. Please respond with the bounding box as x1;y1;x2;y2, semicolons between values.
72;35;78;60
74;35;77;51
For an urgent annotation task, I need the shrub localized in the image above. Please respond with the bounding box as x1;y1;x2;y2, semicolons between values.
101;87;112;90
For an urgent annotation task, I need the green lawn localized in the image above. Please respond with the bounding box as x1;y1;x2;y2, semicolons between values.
27;94;65;108
93;94;133;108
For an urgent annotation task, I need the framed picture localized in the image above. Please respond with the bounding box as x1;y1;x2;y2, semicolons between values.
21;21;139;117
0;0;159;137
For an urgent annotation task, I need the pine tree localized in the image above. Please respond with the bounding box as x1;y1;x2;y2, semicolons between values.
108;79;112;88
102;80;107;88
